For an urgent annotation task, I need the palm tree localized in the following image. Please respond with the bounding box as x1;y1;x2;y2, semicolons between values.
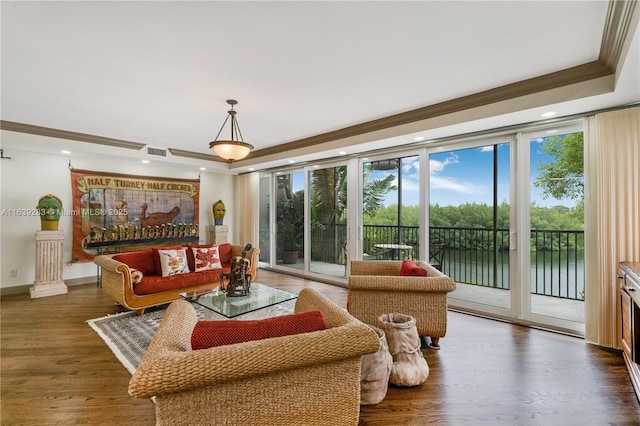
362;165;396;219
308;165;397;265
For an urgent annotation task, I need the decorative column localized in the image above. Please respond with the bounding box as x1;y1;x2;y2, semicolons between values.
208;225;229;244
30;230;68;298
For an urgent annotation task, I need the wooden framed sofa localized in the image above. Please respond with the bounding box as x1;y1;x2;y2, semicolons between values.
94;243;260;314
128;288;380;425
348;260;456;349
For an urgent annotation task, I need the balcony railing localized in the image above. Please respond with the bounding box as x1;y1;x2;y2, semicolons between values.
310;224;585;301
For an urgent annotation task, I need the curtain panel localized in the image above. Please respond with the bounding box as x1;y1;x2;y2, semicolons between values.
584;106;640;347
236;172;260;250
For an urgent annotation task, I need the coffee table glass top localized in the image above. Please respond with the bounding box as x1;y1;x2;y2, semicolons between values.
181;283;297;318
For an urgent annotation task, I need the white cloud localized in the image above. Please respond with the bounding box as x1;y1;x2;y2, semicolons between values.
402;158;420;173
430;153;458;175
430;176;488;195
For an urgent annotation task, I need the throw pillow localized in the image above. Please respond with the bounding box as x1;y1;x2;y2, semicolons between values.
399;259;428;277
152;245;183;275
191;310;328;350
157;248;190;277
218;243;233;264
186;243;214;271
129;268;144;285
113;249;156;275
192;246;222;272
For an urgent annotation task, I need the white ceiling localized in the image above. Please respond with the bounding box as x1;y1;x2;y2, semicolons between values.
1;1;639;173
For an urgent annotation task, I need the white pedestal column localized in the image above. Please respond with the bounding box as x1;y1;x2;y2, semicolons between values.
208;225;229;244
30;230;68;298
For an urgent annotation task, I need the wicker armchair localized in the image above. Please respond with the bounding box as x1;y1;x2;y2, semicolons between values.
348;260;456;349
128;288;380;426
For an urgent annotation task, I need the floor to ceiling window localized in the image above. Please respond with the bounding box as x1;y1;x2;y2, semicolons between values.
426;124;584;333
428;137;512;312
275;171;305;270
361;155;420;261
520;124;585;331
308;164;348;277
257;121;585;334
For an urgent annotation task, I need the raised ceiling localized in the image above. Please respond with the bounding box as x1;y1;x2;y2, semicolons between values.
1;1;639;172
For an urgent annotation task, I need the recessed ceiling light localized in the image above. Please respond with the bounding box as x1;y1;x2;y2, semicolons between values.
541;111;556;117
199;167;206;171
248;167;255;171
61;150;71;154
288;160;295;164
141;160;150;164
414;136;424;141
339;151;347;155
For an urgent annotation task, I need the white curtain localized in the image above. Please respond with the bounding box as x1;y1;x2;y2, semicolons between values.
235;172;260;249
584;106;640;347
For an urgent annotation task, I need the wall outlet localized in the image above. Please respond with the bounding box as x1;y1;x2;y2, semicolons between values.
10;269;18;277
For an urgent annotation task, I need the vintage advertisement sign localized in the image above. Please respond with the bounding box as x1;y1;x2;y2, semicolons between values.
70;169;200;262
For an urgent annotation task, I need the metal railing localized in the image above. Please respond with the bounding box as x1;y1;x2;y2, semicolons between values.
310;224;585;301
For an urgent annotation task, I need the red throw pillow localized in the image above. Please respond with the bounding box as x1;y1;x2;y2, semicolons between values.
186;243;214;271
113;249;156;275
152;245;183;275
191;310;327;350
218;243;232;264
399;259;428;277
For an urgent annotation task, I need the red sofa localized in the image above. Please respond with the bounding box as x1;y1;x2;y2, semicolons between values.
93;243;260;314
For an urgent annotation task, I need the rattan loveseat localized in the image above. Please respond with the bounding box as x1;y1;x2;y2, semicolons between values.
94;244;259;315
128;288;380;425
348;260;456;349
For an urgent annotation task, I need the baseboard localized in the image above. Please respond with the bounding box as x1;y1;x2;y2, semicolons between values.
1;276;97;296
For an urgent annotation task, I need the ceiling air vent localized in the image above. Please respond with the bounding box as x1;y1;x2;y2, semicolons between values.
146;147;167;157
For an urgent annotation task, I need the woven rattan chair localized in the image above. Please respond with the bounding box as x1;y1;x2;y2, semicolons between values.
348;260;456;349
128;288;379;426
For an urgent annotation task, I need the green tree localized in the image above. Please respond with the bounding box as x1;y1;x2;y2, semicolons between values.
363;166;397;220
533;132;584;202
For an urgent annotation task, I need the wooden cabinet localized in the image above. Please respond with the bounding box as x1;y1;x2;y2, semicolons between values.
620;283;639;362
619;262;640;401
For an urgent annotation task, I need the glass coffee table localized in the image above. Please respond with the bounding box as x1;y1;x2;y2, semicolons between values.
181;283;297;318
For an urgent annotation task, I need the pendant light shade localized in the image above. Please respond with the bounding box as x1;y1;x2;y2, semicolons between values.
209;99;254;162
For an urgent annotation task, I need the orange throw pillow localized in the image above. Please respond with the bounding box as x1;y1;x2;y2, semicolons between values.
399;259;428;277
191;310;327;350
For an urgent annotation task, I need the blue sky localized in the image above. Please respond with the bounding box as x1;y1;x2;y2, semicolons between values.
372;137;578;208
288;135;580;208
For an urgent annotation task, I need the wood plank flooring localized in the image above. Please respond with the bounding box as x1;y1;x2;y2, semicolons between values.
2;269;639;425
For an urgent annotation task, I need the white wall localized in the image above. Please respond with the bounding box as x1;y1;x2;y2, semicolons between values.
0;147;235;290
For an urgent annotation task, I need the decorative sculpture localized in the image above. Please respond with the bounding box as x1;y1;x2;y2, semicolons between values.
213;200;226;225
221;244;252;297
37;194;63;230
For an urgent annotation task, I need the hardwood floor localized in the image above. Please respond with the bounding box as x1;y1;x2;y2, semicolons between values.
2;269;639;425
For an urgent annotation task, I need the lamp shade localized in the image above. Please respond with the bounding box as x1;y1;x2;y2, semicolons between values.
209;99;253;162
210;140;254;162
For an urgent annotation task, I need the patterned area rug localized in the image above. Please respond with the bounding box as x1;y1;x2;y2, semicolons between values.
87;300;296;375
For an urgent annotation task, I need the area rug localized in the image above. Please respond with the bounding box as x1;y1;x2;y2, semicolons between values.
87;300;296;375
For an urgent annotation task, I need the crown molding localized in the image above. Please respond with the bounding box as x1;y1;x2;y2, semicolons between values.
168;148;227;163
247;60;613;161
3;0;637;167
0;120;146;150
599;0;639;71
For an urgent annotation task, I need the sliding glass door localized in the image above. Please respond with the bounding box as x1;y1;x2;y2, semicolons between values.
428;138;512;312
308;164;348;277
275;171;304;271
521;125;585;331
361;155;420;261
